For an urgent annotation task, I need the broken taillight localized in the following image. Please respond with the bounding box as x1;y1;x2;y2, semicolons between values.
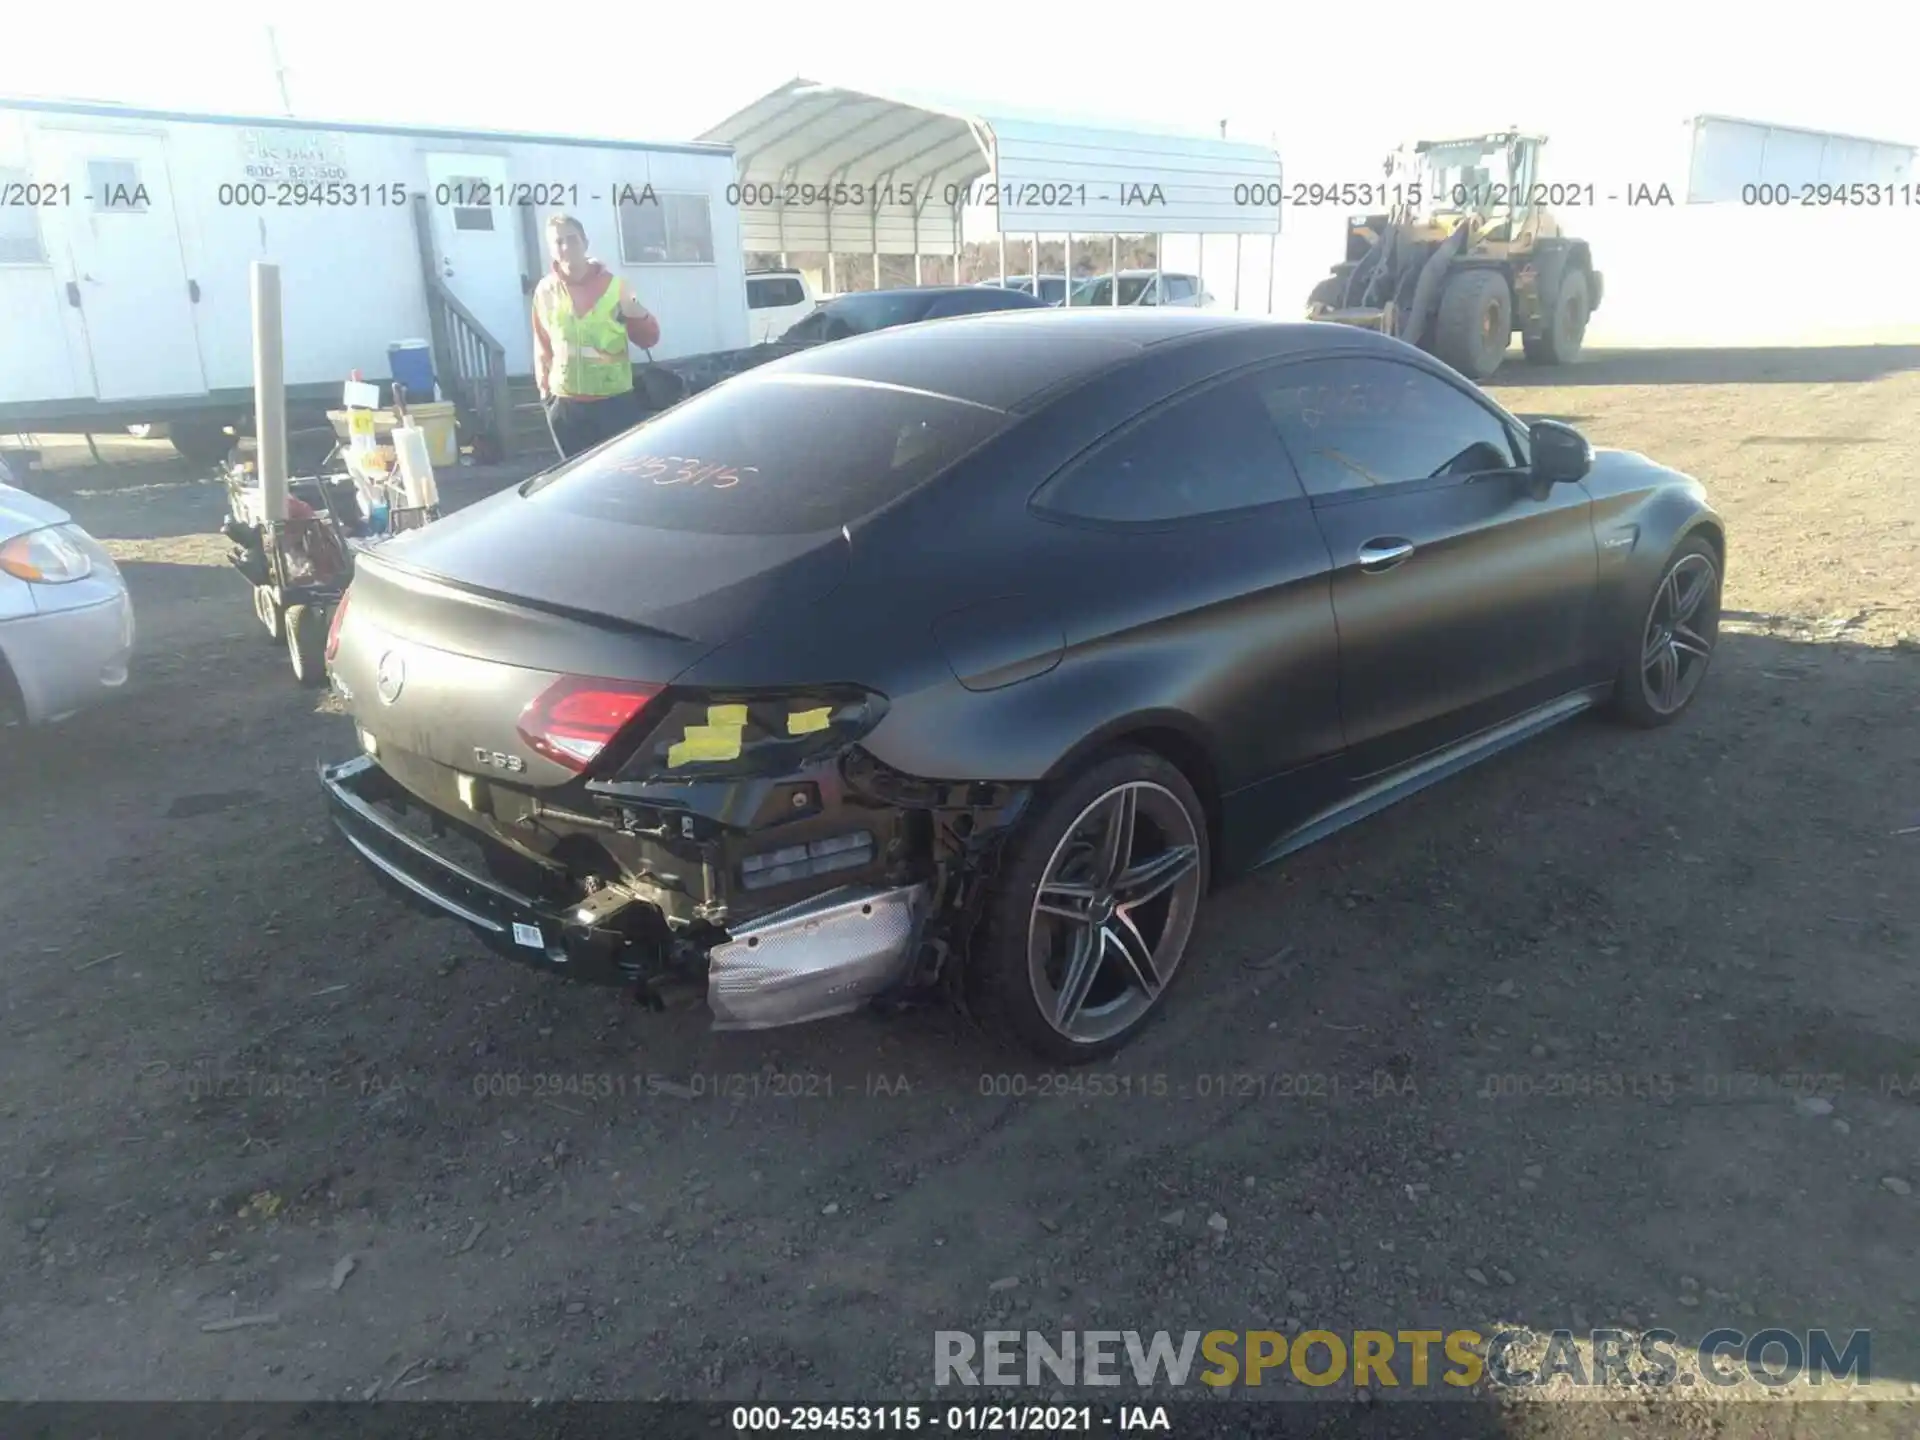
516;676;663;773
324;588;352;664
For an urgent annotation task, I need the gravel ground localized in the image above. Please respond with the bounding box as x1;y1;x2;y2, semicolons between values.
2;345;1918;1438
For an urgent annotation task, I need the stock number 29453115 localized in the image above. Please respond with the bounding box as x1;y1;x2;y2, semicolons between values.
731;1405;926;1430
978;1072;1167;1098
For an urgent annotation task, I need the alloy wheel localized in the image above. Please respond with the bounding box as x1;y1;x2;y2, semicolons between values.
1027;781;1204;1045
1640;551;1719;715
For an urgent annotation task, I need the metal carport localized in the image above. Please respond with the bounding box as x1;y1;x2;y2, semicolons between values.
697;78;1284;306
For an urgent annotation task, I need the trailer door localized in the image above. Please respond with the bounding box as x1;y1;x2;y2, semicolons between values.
422;152;531;374
33;129;208;401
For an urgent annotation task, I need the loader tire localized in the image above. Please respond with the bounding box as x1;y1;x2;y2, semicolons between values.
1307;274;1346;314
1523;268;1591;366
1433;269;1513;380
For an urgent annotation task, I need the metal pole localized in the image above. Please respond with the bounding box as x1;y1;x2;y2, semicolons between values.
1234;233;1243;310
1064;233;1073;305
998;232;1006;285
1267;233;1277;315
251;261;287;522
1154;234;1162;304
1110;235;1118;304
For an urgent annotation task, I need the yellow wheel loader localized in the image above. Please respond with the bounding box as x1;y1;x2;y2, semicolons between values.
1305;131;1603;380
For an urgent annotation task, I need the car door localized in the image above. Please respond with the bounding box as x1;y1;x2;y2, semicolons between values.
1029;367;1346;868
1260;353;1599;779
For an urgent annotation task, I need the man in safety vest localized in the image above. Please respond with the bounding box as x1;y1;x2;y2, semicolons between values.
531;212;661;460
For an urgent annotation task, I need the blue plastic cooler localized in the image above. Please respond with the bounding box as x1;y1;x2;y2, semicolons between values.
387;340;435;400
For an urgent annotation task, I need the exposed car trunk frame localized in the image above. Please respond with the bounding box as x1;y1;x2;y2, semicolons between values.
320;731;1031;1026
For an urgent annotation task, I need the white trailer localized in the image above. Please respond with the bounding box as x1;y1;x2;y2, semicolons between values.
0;98;751;463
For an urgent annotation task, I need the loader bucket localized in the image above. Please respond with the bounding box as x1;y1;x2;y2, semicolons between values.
1312;307;1391;332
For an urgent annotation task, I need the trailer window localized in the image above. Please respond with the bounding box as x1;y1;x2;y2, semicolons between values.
88;160;148;213
0;168;46;262
446;177;496;232
521;373;1005;535
620;191;715;265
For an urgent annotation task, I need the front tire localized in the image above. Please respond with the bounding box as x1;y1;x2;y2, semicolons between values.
254;585;283;642
1606;536;1721;728
285;602;329;687
967;750;1211;1064
1433;269;1513;380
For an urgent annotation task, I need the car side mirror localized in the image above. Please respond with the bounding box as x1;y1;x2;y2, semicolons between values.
1528;419;1592;484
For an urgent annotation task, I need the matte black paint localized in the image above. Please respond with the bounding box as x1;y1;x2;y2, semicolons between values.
324;310;1722;971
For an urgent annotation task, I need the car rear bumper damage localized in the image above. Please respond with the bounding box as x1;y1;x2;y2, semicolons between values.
319;752;957;1029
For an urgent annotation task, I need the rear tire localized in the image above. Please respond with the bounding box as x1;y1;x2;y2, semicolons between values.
1432;269;1513;380
169;418;232;468
966;750;1211;1064
285;602;329;687
1523;268;1591;366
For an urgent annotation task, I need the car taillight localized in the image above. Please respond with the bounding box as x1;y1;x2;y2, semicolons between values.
324;588;352;664
516;676;663;773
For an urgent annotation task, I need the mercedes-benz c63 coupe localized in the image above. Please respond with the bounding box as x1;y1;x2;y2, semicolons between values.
320;309;1724;1062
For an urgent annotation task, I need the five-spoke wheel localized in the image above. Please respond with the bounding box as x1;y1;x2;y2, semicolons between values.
1028;780;1205;1047
1610;535;1722;728
970;751;1210;1062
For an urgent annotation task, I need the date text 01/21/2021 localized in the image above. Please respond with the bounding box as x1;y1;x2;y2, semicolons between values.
729;1404;1172;1433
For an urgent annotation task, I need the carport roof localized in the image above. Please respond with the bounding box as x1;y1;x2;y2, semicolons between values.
697;77;1282;256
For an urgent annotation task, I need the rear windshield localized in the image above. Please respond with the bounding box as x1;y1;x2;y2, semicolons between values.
520;374;1006;536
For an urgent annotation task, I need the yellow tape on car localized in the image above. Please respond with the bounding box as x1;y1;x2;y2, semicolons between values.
787;707;831;736
667;724;743;768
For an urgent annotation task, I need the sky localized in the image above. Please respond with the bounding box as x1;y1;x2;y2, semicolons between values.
5;3;1915;172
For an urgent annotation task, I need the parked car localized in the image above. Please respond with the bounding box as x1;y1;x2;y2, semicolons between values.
776;284;1047;344
0;458;135;726
635;284;1051;406
745;268;818;344
1070;270;1212;308
319;310;1723;1061
979;275;1071;305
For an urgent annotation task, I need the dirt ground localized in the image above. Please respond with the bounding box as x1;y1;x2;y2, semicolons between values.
3;346;1918;1437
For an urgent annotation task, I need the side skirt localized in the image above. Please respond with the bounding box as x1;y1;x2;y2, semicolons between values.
1249;684;1613;873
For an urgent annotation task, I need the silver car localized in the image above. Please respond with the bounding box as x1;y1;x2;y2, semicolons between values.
0;457;135;726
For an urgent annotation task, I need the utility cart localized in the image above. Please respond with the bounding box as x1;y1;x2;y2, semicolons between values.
218;382;442;685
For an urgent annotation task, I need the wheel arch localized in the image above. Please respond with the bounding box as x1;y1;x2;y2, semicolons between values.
1040;709;1224;870
1682;515;1726;570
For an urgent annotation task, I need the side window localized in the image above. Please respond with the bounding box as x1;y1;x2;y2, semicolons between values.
1035;373;1308;525
88;159;149;214
1164;275;1197;302
747;277;805;309
0;167;47;262
1258;357;1520;498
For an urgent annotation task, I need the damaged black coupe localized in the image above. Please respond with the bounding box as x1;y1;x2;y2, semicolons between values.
320;309;1724;1061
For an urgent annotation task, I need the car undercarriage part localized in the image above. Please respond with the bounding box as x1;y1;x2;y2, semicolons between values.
1305;131;1601;380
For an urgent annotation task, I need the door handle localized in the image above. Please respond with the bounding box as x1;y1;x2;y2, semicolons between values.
188;278;201;303
65;281;81;308
1357;539;1415;572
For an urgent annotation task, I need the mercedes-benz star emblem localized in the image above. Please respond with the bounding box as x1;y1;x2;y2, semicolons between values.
375;649;406;705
